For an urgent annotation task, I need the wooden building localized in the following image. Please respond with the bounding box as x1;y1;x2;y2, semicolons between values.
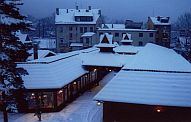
94;44;191;122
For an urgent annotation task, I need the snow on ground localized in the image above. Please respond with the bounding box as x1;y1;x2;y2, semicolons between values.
0;71;117;122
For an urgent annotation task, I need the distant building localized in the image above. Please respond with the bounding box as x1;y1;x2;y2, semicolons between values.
55;6;102;52
97;24;156;46
125;20;143;29
147;16;171;48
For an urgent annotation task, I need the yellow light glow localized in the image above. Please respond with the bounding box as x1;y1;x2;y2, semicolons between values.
157;109;161;113
73;82;77;85
58;90;63;94
97;101;101;106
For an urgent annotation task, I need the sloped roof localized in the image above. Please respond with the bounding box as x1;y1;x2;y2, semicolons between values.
123;43;191;73
55;9;100;24
94;70;191;107
149;16;170;25
18;55;87;89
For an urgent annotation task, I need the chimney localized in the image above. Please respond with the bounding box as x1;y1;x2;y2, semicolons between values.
167;17;170;21
112;24;114;28
76;5;79;10
66;9;68;13
33;43;38;59
98;10;101;15
157;16;161;21
56;8;59;15
88;6;91;10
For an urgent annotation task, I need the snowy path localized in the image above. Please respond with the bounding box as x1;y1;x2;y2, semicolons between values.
0;71;117;122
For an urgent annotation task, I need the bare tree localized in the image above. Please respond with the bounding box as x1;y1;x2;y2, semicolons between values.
176;12;191;62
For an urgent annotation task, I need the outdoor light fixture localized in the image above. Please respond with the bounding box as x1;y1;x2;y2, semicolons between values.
94;69;97;72
31;93;35;96
96;101;103;106
58;90;63;94
109;70;112;72
155;106;163;113
73;82;77;85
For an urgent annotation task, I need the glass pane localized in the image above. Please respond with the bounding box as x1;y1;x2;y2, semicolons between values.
57;90;64;106
41;92;54;108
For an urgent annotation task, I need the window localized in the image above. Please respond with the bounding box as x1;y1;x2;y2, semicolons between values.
60;27;63;33
76;27;78;31
90;27;94;32
80;27;83;33
69;26;73;31
115;33;119;37
99;32;103;36
139;33;143;37
41;92;54;108
149;33;153;37
84;27;87;33
86;38;89;44
69;33;73;40
57;89;64;106
139;41;143;46
60;38;64;43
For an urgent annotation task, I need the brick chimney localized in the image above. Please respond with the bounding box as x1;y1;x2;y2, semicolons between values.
33;43;38;60
56;8;59;15
88;6;91;10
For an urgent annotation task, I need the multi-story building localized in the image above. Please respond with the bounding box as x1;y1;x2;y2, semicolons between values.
147;16;171;48
55;6;102;52
97;24;156;46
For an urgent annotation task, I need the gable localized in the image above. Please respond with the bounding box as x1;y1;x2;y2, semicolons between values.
101;35;109;44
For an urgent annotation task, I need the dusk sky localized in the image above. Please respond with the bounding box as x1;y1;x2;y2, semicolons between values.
20;0;191;22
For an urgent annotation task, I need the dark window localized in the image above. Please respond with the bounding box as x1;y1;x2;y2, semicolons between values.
115;33;119;37
90;27;94;32
60;27;63;33
139;33;143;37
69;26;73;31
84;27;87;33
69;33;73;40
76;27;78;31
60;38;64;43
139;41;143;46
80;27;83;33
149;33;153;37
86;38;89;44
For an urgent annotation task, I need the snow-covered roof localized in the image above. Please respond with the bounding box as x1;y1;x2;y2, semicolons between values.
99;24;156;32
33;38;56;49
18;55;87;89
70;43;83;47
123;43;191;73
114;46;141;54
27;50;56;61
15;31;31;43
55;9;100;25
94;70;191;107
120;40;133;43
81;52;126;67
149;16;170;25
81;32;95;37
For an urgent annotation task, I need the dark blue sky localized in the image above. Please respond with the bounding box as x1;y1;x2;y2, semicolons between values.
20;0;191;22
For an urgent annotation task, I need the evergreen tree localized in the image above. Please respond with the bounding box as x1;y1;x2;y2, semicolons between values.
0;0;30;121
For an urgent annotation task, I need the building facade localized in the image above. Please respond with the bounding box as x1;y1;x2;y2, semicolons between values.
97;24;156;46
55;6;102;52
147;16;171;48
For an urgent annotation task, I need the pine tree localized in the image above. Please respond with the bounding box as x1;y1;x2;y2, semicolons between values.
0;0;30;121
